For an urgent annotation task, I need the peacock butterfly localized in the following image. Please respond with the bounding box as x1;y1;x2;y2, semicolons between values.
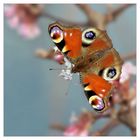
48;22;122;112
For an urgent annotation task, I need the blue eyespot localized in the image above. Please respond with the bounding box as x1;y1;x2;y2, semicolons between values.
85;31;96;40
107;68;116;78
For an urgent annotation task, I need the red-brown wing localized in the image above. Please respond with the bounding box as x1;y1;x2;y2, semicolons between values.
48;23;113;64
80;48;122;112
80;72;112;112
81;27;113;56
48;23;122;112
48;22;82;63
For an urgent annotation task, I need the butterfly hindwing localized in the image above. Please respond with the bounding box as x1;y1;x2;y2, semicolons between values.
80;48;122;112
79;28;122;112
80;73;112;112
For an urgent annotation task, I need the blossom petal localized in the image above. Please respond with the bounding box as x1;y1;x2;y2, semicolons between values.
119;61;136;83
8;16;19;28
18;24;40;39
4;5;16;18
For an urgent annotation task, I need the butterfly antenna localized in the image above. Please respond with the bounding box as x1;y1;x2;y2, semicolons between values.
49;68;59;71
49;68;71;71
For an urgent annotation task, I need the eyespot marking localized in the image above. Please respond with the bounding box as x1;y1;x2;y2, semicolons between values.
82;28;100;47
89;95;105;111
100;66;121;81
85;31;96;40
107;68;116;78
49;26;64;44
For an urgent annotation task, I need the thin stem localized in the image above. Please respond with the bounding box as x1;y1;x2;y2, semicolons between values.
122;52;136;61
41;11;88;27
50;123;66;131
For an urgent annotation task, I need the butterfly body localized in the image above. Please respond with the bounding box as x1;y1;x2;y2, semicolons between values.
71;47;113;73
48;22;122;112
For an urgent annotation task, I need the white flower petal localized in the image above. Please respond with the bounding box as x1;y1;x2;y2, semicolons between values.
119;61;136;83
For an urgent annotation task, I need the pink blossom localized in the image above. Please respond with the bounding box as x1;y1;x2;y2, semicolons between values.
8;16;19;28
49;47;65;65
64;125;88;136
53;49;65;64
53;54;64;64
119;61;136;84
64;111;92;136
35;47;65;64
110;62;136;105
4;4;42;39
18;24;40;39
4;5;16;18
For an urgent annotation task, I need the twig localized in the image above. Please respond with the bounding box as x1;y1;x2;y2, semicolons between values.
91;111;111;120
105;4;134;25
77;4;134;30
118;105;136;133
122;52;136;61
76;4;105;28
35;49;49;59
76;4;95;15
41;11;88;27
106;4;113;12
91;119;120;136
50;123;66;131
40;4;134;30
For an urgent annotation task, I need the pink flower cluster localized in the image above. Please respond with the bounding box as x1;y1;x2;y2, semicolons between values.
4;4;42;39
111;61;136;104
119;61;136;84
64;111;93;136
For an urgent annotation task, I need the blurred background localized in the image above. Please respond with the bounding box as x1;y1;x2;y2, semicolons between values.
4;4;136;136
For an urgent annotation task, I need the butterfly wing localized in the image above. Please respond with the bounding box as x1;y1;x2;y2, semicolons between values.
48;23;122;112
79;28;122;112
80;48;122;112
48;22;114;64
48;22;83;63
80;73;112;112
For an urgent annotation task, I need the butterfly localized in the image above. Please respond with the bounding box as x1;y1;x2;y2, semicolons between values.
48;22;122;112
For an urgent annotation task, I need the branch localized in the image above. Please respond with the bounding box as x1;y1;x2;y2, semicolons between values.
76;4;97;21
76;4;104;28
118;105;136;133
105;4;134;25
76;4;134;30
91;119;120;136
35;48;50;59
91;111;111;120
50;123;66;131
40;4;134;30
106;4;113;12
122;52;136;61
41;11;88;27
76;4;95;15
